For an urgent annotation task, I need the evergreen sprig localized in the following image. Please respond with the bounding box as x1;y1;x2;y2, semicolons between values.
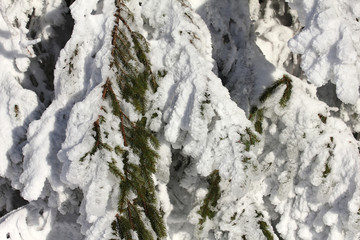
249;107;264;134
107;1;166;239
80;118;113;162
255;211;274;240
318;114;327;124
200;91;211;116
198;170;221;228
322;140;334;178
258;220;274;240
81;1;166;239
110;2;158;115
239;128;260;152
259;75;293;108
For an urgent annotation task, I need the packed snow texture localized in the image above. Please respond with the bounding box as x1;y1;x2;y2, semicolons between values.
287;0;360;104
258;76;360;239
0;0;42;190
0;0;360;239
250;0;302;77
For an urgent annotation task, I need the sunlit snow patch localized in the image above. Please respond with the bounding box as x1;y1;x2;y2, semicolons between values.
188;0;207;10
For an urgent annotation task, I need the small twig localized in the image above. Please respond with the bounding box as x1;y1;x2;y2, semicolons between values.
126;203;134;229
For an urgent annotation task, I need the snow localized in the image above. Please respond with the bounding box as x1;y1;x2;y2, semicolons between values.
0;0;360;239
255;74;360;239
188;0;207;10
0;205;52;240
287;0;360;104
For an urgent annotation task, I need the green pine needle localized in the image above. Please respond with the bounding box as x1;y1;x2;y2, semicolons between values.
198;170;221;228
259;75;293;108
258;220;274;240
82;3;167;239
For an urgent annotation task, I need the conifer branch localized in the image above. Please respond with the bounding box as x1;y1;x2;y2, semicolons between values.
83;2;167;238
258;220;274;240
259;75;293;108
102;78;135;145
126;202;134;230
198;170;221;228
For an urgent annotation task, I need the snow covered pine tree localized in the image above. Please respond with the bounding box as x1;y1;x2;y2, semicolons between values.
0;0;359;239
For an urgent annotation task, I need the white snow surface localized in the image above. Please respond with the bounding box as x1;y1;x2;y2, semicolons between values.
0;0;360;239
141;0;252;194
287;0;360;104
258;75;360;239
0;0;42;188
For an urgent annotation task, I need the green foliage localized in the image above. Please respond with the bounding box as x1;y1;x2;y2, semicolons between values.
80;118;107;162
106;2;166;239
258;221;274;240
279;82;292;108
255;210;264;218
248;75;293;138
318;114;327;124
111;3;158;115
242;157;251;170
249;107;264;134
259;80;283;103
322;140;334;178
198;170;221;228
230;212;238;221
105;81;165;239
322;163;331;178
114;146;125;155
68;44;79;74
157;69;167;78
151;112;158;119
81;2;166;239
112;215;132;240
200;92;211;116
259;75;293;108
239;128;260;152
14;105;19;118
255;211;274;239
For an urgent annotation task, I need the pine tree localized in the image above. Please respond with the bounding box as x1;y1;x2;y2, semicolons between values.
0;1;360;240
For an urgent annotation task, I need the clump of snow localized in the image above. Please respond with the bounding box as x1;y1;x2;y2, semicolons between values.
141;1;272;238
0;201;81;240
287;0;360;104
20;0;113;204
0;0;43;187
258;73;360;239
250;0;301;75
188;0;207;10
194;0;259;111
142;0;253;196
